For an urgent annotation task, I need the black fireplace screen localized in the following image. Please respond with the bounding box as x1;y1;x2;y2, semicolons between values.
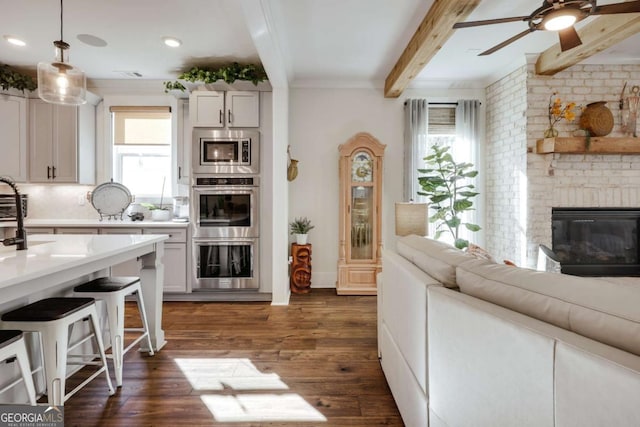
552;208;640;276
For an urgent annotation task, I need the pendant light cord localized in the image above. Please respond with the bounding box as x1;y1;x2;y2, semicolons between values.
59;0;64;41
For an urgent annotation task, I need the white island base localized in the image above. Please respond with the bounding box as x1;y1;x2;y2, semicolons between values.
0;234;169;401
0;234;168;350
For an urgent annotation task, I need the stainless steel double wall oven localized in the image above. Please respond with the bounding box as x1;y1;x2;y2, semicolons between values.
191;129;260;291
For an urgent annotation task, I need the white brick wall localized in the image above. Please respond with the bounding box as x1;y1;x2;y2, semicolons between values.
486;66;528;264
486;62;640;268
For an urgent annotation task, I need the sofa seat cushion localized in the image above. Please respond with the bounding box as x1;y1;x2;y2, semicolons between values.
396;235;475;288
456;259;640;356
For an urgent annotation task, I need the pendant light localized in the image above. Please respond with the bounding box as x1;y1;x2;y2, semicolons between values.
37;0;86;105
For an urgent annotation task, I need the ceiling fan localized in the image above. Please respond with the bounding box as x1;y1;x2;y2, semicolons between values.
453;0;640;55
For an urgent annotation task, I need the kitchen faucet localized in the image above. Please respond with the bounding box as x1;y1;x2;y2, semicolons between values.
0;177;27;250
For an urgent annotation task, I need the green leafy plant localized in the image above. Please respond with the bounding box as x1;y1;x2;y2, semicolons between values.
140;202;169;211
417;145;480;250
164;62;268;92
289;217;314;235
0;64;37;92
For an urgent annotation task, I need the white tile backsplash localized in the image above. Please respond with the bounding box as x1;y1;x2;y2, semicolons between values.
19;184;102;220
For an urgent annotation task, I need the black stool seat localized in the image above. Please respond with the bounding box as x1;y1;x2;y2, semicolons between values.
74;277;140;293
0;330;23;347
1;298;96;322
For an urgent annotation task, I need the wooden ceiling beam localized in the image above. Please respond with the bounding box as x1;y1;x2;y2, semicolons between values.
536;14;640;76
384;0;480;98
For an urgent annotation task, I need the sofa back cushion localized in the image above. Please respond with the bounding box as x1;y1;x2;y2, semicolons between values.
456;259;640;356
396;235;474;288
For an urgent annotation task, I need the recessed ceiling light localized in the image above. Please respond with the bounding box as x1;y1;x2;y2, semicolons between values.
4;35;26;47
163;37;182;48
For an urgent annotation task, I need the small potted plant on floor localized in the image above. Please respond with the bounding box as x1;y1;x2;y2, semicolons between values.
290;217;314;244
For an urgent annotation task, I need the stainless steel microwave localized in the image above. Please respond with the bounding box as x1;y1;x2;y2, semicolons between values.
192;129;259;175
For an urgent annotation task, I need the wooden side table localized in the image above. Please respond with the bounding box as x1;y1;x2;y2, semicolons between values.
290;243;312;293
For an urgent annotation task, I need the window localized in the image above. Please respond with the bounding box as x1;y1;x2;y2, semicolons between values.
404;99;482;246
111;106;172;199
427;106;457;152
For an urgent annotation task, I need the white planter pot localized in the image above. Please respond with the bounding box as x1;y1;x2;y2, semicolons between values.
296;234;308;245
151;210;171;221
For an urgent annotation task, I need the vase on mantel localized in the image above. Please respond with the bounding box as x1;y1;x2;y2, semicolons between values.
544;126;559;138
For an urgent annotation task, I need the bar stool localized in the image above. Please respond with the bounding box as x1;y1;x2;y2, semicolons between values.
0;330;37;405
1;298;115;406
73;277;154;387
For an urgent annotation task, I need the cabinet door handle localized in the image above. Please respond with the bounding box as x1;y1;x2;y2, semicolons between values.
228;109;232;124
219;110;223;124
178;166;182;180
52;166;56;179
47;166;51;179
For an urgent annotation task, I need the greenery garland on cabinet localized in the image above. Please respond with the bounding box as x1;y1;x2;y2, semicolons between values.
0;64;37;92
164;62;268;92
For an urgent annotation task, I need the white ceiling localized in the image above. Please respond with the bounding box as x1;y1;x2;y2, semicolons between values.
2;0;639;91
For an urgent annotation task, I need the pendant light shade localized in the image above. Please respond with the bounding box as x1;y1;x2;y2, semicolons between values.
38;0;86;105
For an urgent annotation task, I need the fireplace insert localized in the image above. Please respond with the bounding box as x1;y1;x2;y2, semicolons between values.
552;208;640;276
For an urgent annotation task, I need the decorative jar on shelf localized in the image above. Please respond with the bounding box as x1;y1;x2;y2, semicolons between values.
544;126;559;138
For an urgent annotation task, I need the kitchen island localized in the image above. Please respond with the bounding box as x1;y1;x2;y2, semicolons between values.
0;233;168;351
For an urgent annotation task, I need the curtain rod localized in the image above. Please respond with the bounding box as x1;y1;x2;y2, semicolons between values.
403;101;482;106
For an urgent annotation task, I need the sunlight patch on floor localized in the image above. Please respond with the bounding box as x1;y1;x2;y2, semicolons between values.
174;358;288;391
175;357;327;423
201;393;327;422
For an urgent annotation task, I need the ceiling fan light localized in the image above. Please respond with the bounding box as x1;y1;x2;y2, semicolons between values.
543;9;579;31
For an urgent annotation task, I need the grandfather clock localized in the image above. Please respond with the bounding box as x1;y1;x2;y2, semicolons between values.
337;132;385;295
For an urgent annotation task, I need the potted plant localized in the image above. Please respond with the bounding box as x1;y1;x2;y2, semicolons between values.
417;145;481;249
289;217;314;244
140;203;171;221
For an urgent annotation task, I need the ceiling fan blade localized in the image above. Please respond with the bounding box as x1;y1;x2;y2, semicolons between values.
479;29;535;56
453;16;530;29
558;26;582;51
593;1;640;15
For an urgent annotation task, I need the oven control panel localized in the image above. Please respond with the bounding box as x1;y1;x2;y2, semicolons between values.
195;177;257;186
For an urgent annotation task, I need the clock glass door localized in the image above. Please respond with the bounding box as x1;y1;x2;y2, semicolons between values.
350;151;374;260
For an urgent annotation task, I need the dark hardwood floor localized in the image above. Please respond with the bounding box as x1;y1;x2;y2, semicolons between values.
62;289;403;426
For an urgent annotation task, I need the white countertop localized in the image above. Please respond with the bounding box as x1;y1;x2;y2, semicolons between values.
0;218;189;228
0;234;168;289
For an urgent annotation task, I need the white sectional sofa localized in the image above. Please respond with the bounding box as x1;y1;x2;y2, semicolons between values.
378;235;640;427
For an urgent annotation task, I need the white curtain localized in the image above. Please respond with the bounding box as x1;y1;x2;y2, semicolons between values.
455;99;481;244
403;99;428;202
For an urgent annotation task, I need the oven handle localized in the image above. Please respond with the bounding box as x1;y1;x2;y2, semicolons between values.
192;186;258;192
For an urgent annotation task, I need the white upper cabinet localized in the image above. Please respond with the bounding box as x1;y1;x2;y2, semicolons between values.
29;99;96;184
189;90;259;128
0;95;28;182
177;99;191;184
226;91;259;128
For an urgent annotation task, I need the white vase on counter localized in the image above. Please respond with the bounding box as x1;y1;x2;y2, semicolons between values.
151;209;171;221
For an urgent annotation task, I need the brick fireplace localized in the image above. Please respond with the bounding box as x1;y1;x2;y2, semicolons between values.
486;59;640;268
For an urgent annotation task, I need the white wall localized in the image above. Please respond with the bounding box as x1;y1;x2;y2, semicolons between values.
289;86;485;287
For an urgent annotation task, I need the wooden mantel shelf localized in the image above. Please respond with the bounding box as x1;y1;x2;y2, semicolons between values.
536;137;640;154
